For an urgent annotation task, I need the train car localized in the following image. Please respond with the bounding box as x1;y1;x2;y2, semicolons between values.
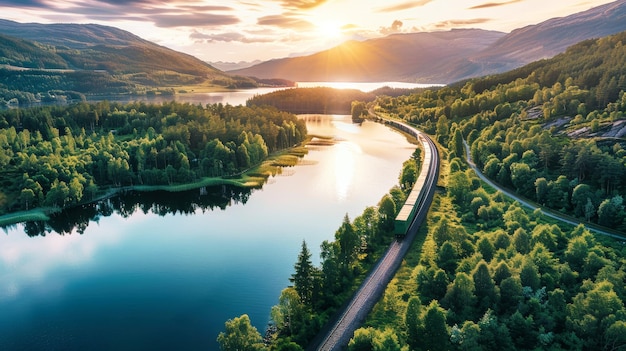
394;131;432;238
394;202;416;235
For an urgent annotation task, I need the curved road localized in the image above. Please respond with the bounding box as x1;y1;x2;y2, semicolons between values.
463;140;625;240
313;122;440;351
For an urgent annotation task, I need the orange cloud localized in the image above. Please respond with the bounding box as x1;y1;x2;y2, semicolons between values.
469;0;523;9
376;0;433;13
380;20;404;35
257;14;315;30
276;0;328;10
434;18;492;28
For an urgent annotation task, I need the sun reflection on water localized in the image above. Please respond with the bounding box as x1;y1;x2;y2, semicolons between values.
334;141;360;201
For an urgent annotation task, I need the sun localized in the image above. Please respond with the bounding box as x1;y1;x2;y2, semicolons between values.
316;20;343;39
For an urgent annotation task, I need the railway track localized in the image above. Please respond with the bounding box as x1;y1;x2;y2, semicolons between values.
313;118;439;351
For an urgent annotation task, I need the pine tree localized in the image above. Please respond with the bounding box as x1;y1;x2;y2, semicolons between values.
337;214;359;269
290;240;315;305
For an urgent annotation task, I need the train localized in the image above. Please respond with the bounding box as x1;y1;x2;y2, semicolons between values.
381;118;434;238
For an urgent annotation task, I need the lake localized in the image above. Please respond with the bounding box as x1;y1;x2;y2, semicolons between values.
84;81;437;107
296;81;443;91
0;113;416;350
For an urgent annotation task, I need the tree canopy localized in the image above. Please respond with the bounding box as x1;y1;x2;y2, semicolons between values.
0;101;306;215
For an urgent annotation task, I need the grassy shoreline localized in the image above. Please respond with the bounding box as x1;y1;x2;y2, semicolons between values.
0;147;308;227
0;208;59;227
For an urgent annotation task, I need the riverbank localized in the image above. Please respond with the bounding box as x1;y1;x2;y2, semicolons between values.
0;147;308;227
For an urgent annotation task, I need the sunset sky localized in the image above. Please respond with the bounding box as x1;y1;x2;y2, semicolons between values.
0;0;617;63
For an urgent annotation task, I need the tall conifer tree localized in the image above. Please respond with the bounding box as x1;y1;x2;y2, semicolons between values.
290;240;315;305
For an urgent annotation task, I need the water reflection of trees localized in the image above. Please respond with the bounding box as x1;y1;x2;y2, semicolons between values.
9;185;252;237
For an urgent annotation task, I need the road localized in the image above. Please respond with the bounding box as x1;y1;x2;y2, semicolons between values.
312;122;439;351
463;140;625;240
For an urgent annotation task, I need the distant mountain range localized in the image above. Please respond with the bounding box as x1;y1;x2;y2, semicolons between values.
0;19;252;90
458;0;626;79
209;60;263;72
228;29;505;84
1;0;626;93
230;0;626;84
0;19;219;76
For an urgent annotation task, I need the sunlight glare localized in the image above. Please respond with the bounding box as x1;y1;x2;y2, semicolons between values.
334;142;357;202
316;20;343;39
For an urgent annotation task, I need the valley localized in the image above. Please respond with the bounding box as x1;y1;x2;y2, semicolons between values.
1;1;626;351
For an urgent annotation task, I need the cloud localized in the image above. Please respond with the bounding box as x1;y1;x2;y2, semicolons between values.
469;0;523;9
376;0;433;13
177;5;234;12
151;13;239;28
92;0;228;7
91;0;161;4
275;0;328;10
2;0;241;29
380;20;404;35
433;18;492;28
341;23;359;31
0;0;186;9
0;0;49;7
91;0;237;22
257;14;314;30
190;30;276;44
190;31;246;42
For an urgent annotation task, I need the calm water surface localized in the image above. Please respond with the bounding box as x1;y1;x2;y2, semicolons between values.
85;81;435;106
0;114;415;350
296;81;443;91
87;87;286;107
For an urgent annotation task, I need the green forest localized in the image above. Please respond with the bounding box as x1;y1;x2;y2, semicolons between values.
0;101;306;217
383;31;626;232
215;31;626;351
247;86;427;115
355;30;626;351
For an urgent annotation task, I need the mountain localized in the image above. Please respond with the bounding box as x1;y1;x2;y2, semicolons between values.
209;60;263;72
229;29;505;84
230;0;626;84
455;0;626;80
0;19;216;76
0;19;254;91
0;33;68;69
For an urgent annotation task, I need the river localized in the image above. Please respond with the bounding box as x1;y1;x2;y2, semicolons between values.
0;108;416;349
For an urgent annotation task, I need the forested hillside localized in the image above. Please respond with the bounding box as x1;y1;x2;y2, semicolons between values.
341;29;626;351
383;30;626;232
0;101;306;215
0;20;225;77
0;33;68;69
0;20;257;105
456;0;626;79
